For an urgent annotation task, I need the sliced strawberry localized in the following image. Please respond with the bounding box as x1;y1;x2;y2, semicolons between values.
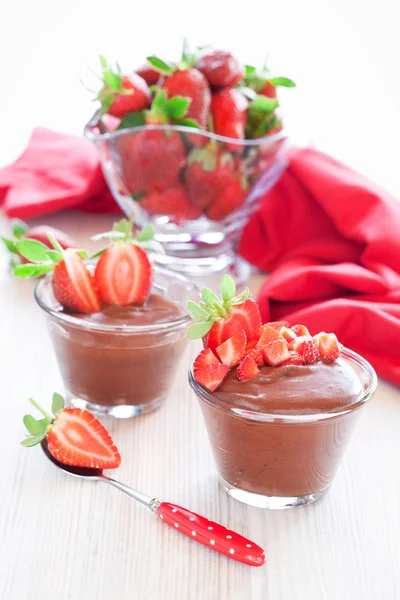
194;363;230;392
282;351;304;365
203;298;261;352
302;339;320;364
280;326;297;343
315;332;341;362
262;339;290;366
246;347;264;365
245;339;258;352
203;319;226;352
237;355;259;381
266;321;290;331
288;335;313;354
94;243;152;306
47;408;121;469
216;330;246;367
52;250;101;313
291;324;310;337
193;348;220;375
257;324;283;347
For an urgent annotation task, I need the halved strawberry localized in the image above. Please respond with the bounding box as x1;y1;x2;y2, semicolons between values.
21;394;121;470
202;298;262;352
280;326;297;343
302;339;320;364
291;324;310;337
262;339;290;366
282;351;304;365
193;348;220;375
95;243;151;306
257;324;282;347
216;330;246;367
315;332;341;362
266;321;290;332
288;335;313;354
237;355;259;381
194;363;230;392
52;250;102;313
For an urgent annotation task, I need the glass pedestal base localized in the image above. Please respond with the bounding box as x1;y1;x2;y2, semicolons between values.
220;477;329;509
67;394;163;419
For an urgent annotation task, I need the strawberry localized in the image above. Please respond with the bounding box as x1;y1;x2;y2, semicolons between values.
141;183;202;221
265;321;290;332
211;89;248;150
193;348;220;375
216;330;247;367
21;393;121;470
93;218;153;306
302;339;320;364
187;275;261;352
162;68;211;128
291;324;310;337
135;63;161;86
280;326;297;343
184;146;235;209
195;49;244;88
246;347;264;366
315;332;341;362
282;351;304;365
237;355;259;381
262;339;290;366
256;324;283;347
95;57;151;117
259;81;277;98
206;177;247;221
288;335;313;354
13;235;101;313
194;363;230;392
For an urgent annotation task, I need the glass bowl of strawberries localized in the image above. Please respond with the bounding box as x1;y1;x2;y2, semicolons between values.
84;45;295;285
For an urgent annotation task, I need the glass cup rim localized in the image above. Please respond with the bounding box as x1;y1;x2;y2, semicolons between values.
188;347;377;423
83;109;288;147
34;264;197;335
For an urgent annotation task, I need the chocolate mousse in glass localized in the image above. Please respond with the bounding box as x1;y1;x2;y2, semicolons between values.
35;266;198;418
189;349;377;509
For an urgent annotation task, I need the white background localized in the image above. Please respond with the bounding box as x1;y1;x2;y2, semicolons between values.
1;0;400;197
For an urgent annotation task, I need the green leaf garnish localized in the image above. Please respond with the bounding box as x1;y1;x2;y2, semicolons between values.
135;224;154;242
21;435;45;448
188;301;209;321
220;274;236;302
245;64;257;78
13;264;53;278
202;287;220;306
146;56;174;74
250;95;279;114
268;77;296;88
187;320;214;339
52;392;65;416
1;237;17;253
46;249;63;263
15;239;51;263
12;219;29;239
117;111;146;130
23;415;48;437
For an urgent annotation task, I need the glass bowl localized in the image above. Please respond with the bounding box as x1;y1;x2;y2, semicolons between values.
84;113;289;286
189;348;377;509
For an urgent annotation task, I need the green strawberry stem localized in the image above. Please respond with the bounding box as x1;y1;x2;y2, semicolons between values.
28;397;52;421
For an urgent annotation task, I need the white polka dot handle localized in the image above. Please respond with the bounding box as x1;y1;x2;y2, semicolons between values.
157;502;266;567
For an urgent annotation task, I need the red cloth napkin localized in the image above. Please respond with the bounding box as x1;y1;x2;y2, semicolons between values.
239;148;400;386
0;128;119;218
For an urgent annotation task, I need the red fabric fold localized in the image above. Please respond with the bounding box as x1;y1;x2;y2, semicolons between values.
0;128;119;218
239;148;400;385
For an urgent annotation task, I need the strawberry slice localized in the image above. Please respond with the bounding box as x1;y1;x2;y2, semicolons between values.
288;335;313;354
216;330;247;367
291;324;310;337
194;363;230;392
246;347;264;365
52;250;101;313
237;355;259;381
203;298;262;352
282;351;304;365
302;339;320;364
280;326;297;343
266;321;290;331
257;324;283;347
47;408;121;469
262;339;290;366
193;348;220;375
315;332;341;362
95;243;152;306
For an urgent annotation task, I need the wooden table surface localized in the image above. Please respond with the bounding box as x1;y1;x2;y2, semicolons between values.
1;211;399;600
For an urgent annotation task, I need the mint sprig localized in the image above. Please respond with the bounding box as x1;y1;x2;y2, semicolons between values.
187;275;251;339
21;394;65;448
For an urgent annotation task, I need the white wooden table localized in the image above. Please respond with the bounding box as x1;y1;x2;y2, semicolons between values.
0;211;399;600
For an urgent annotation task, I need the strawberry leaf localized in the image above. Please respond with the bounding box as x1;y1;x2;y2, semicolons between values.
188;301;209;321
245;65;257;78
166;96;191;119
1;237;17;253
13;264;53;278
176;118;201;129
117;111;146;130
15;239;51;263
146;56;174;75
21;435;45;447
46;249;63;263
12;219;29;239
99;56;122;89
268;77;296;88
52;392;64;416
220;274;236;303
135;225;154;242
187;320;214;340
23;415;49;436
250;95;279;114
113;218;132;236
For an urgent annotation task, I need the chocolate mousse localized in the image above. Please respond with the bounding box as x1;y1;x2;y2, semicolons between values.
49;292;187;411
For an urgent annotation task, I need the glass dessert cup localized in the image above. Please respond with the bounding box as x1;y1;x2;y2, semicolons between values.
189;349;377;509
84;114;289;287
35;266;198;419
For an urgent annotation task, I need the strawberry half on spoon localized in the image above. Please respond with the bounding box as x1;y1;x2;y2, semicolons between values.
21;393;121;469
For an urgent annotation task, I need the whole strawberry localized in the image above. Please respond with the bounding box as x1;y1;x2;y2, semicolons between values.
211;89;248;151
21;393;121;469
195;49;244;88
95;56;151;117
140;183;201;221
184;146;235;209
206;177;247;221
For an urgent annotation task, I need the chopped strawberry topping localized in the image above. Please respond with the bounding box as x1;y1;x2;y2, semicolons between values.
282;351;304;365
288;335;313;354
216;330;246;367
257;324;283;347
266;321;290;331
291;324;310;337
193;348;220;375
302;339;320;364
315;332;341;362
194;363;230;392
237;355;259;381
280;326;297;343
262;339;290;366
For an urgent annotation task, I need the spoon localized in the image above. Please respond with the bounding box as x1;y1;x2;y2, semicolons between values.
41;441;266;567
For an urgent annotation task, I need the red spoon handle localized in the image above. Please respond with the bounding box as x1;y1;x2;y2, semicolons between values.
157;502;266;567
